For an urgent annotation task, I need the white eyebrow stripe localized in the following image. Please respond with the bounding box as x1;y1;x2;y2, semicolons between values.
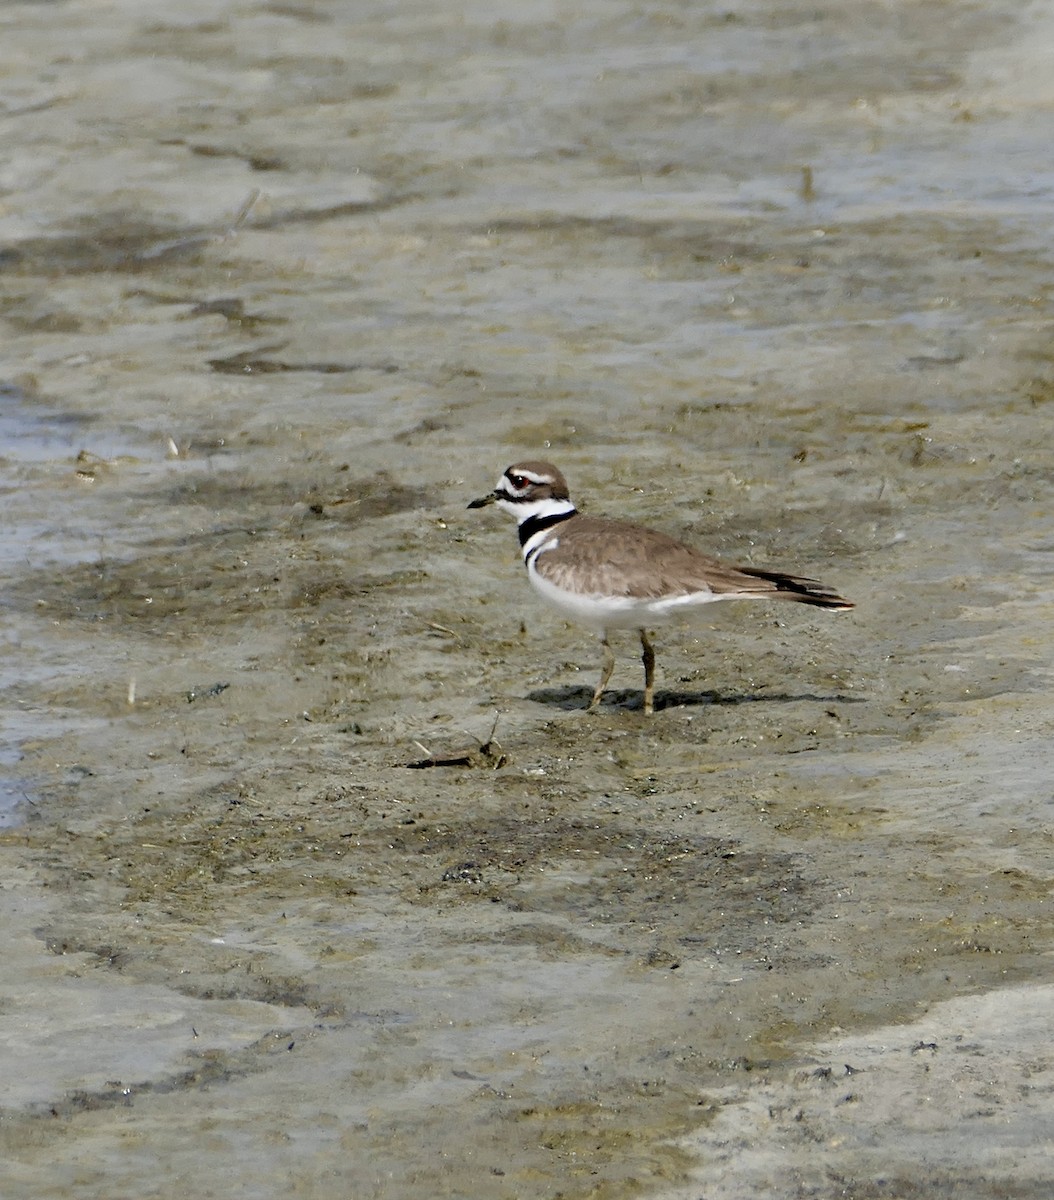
506;470;553;484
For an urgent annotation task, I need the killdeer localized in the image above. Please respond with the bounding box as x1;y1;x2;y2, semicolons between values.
469;461;853;715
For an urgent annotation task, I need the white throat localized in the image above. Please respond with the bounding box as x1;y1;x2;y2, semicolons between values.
496;495;577;525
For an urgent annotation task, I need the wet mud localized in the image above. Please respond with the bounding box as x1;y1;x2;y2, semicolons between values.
2;1;1054;1197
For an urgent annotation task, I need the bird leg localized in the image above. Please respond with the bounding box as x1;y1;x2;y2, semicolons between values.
588;633;616;711
640;629;656;715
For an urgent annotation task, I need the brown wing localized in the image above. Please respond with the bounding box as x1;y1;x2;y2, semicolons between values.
534;517;852;609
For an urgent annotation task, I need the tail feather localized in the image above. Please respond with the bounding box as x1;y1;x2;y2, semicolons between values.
739;567;854;610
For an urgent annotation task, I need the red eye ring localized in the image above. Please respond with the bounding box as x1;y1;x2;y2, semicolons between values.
508;474;529;489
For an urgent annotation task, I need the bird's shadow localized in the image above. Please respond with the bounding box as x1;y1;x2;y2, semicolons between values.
527;685;864;713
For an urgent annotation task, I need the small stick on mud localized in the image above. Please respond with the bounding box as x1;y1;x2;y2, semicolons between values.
405;713;507;769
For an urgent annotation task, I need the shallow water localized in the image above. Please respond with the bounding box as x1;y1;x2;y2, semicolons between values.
2;1;1054;1196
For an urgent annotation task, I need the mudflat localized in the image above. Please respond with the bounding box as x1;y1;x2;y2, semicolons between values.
2;2;1053;1196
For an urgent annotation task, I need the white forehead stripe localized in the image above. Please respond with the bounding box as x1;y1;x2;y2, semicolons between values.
510;468;553;482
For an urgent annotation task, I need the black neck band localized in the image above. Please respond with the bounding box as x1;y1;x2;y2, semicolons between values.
518;508;577;547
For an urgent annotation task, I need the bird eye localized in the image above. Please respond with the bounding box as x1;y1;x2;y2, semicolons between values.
508;473;529;489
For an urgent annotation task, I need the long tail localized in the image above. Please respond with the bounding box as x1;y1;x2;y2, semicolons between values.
739;567;854;610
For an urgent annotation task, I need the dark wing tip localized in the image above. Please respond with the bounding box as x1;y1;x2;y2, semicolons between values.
739;566;853;609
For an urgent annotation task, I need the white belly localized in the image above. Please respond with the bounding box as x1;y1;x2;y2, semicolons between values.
527;562;725;632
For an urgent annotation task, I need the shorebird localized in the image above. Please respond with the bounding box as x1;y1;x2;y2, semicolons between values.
469;460;853;714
